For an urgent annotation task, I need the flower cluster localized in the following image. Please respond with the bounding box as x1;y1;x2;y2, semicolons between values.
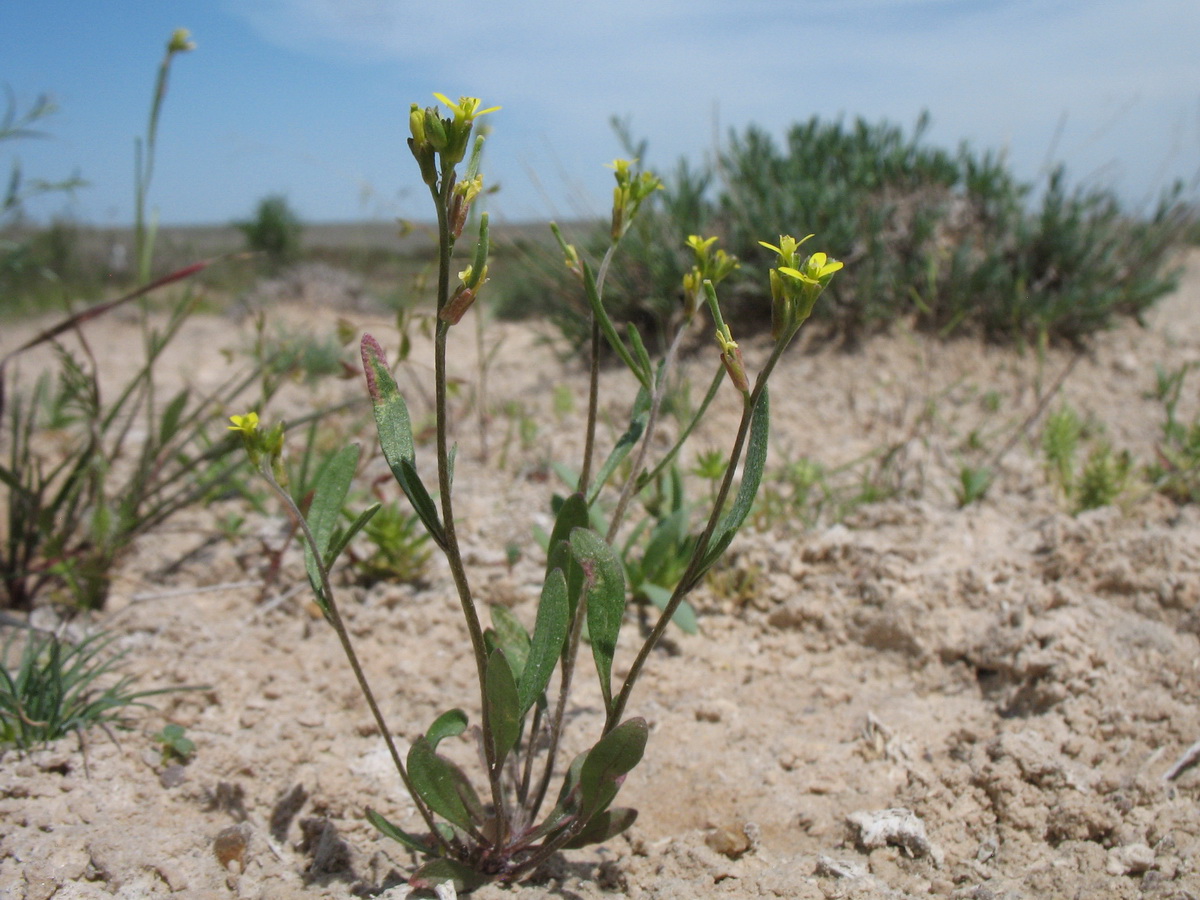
228;411;285;481
608;159;662;241
759;235;844;340
682;235;739;320
167;28;196;54
408;93;500;185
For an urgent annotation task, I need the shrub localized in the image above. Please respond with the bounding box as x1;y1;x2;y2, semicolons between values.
237;194;304;268
506;114;1188;348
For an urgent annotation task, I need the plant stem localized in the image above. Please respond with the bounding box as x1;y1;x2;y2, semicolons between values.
430;171;507;839
605;318;690;544
259;462;447;853
577;244;619;496
607;340;787;730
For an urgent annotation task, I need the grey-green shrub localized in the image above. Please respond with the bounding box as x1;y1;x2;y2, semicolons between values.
505;113;1187;347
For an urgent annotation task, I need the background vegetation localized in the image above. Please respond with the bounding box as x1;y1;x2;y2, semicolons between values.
499;113;1193;349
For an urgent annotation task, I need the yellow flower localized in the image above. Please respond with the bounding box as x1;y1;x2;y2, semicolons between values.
168;28;196;53
227;412;259;435
758;234;814;269
433;93;501;125
715;325;738;355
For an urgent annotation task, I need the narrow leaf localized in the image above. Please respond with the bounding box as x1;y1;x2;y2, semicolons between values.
580;717;649;818
564;807;639;849
407;737;482;833
485;649;521;767
587;411;647;504
581;259;649;389
490;605;531;683
302;445;360;605
360;334;446;548
308;446;360;557
426;708;468;750
698;387;771;578
570;528;627;712
519;568;569;715
326;502;381;568
365;808;434;855
158;388;190;445
627;322;654;388
547;492;590;623
546;493;589;574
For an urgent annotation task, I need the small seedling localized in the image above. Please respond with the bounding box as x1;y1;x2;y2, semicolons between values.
153;722;196;764
956;465;993;507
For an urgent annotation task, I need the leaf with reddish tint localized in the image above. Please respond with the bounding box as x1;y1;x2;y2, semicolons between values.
407;737;483;834
570;528;626;712
564;807;639;849
579;717;648;819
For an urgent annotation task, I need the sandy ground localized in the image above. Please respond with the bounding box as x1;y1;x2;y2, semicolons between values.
3;253;1200;899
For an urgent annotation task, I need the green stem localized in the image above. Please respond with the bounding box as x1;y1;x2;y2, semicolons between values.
577;243;619;495
635;365;724;492
607;340;787;731
605;317;689;544
430;170;507;838
259;461;447;854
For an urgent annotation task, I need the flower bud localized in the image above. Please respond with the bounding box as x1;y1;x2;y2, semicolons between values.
409;103;426;146
439;285;476;325
168;28;196;54
715;326;749;394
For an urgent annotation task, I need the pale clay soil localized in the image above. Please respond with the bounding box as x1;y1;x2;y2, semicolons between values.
3;253;1200;899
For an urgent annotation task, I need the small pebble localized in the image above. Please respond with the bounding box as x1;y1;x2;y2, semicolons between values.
213;823;251;872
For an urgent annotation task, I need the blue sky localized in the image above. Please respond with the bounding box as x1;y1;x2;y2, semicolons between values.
3;0;1198;226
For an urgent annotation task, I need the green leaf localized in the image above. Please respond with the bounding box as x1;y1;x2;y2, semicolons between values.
641;507;690;580
325;502;381;567
489;606;530;683
564;807;639;849
626;323;654;388
570;528;626;713
580;717;648;819
697;388;771;581
407;737;482;833
158;388;190;445
581;260;649;389
360;334;446;549
308;446;359;557
365;808;434;855
641;583;698;635
302;445;360;607
587;411;647;505
520;568;569;715
546;493;589;574
555;747;590;813
409;858;490;893
426;708;468;750
547;492;590;622
485;649;521;767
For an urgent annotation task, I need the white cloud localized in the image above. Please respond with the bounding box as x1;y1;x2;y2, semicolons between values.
224;0;1200;215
